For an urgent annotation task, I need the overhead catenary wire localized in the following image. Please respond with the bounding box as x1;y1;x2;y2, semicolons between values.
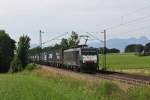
100;4;150;31
42;32;70;45
122;4;150;17
91;14;150;38
86;32;104;43
106;14;150;31
34;32;70;48
81;14;150;47
115;24;150;36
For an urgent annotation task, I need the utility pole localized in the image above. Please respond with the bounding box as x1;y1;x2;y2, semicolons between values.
39;30;44;49
101;30;107;70
39;30;44;62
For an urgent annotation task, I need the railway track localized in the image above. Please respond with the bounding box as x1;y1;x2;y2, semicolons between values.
95;71;150;86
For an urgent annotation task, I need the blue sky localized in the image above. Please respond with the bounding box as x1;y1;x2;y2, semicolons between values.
0;0;150;46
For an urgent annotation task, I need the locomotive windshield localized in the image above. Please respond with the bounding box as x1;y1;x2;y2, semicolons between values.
81;49;97;55
81;49;98;64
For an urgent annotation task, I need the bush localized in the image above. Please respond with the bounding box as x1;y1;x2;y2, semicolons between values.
25;63;37;71
9;57;23;73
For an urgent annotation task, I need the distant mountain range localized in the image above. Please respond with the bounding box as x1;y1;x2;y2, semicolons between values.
30;36;150;52
89;36;150;52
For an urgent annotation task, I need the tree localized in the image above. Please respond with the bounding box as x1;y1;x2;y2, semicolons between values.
17;35;31;68
29;46;42;56
135;44;144;54
99;47;104;54
144;42;150;55
68;31;80;48
125;44;144;54
0;30;16;72
109;48;120;53
10;35;30;72
53;43;61;50
99;47;120;54
99;47;109;54
125;44;137;53
60;38;69;50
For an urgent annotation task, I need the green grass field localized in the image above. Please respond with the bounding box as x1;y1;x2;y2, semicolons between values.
0;68;149;100
100;53;150;70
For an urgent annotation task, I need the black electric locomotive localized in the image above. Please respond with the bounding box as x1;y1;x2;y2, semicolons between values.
30;46;99;73
63;47;99;72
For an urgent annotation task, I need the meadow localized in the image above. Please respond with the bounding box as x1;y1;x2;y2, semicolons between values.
100;53;150;70
99;53;150;76
0;68;149;100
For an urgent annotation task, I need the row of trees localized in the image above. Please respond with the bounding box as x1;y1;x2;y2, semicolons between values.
99;47;120;54
0;30;30;73
125;42;150;55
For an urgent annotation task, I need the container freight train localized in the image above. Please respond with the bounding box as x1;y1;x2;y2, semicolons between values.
30;46;99;73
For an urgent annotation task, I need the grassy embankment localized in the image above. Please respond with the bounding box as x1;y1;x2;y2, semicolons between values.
0;67;149;100
99;53;150;76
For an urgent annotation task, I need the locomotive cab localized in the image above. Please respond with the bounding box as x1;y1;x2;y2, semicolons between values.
80;48;99;73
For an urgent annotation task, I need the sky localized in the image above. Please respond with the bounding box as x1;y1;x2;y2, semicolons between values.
0;0;150;46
